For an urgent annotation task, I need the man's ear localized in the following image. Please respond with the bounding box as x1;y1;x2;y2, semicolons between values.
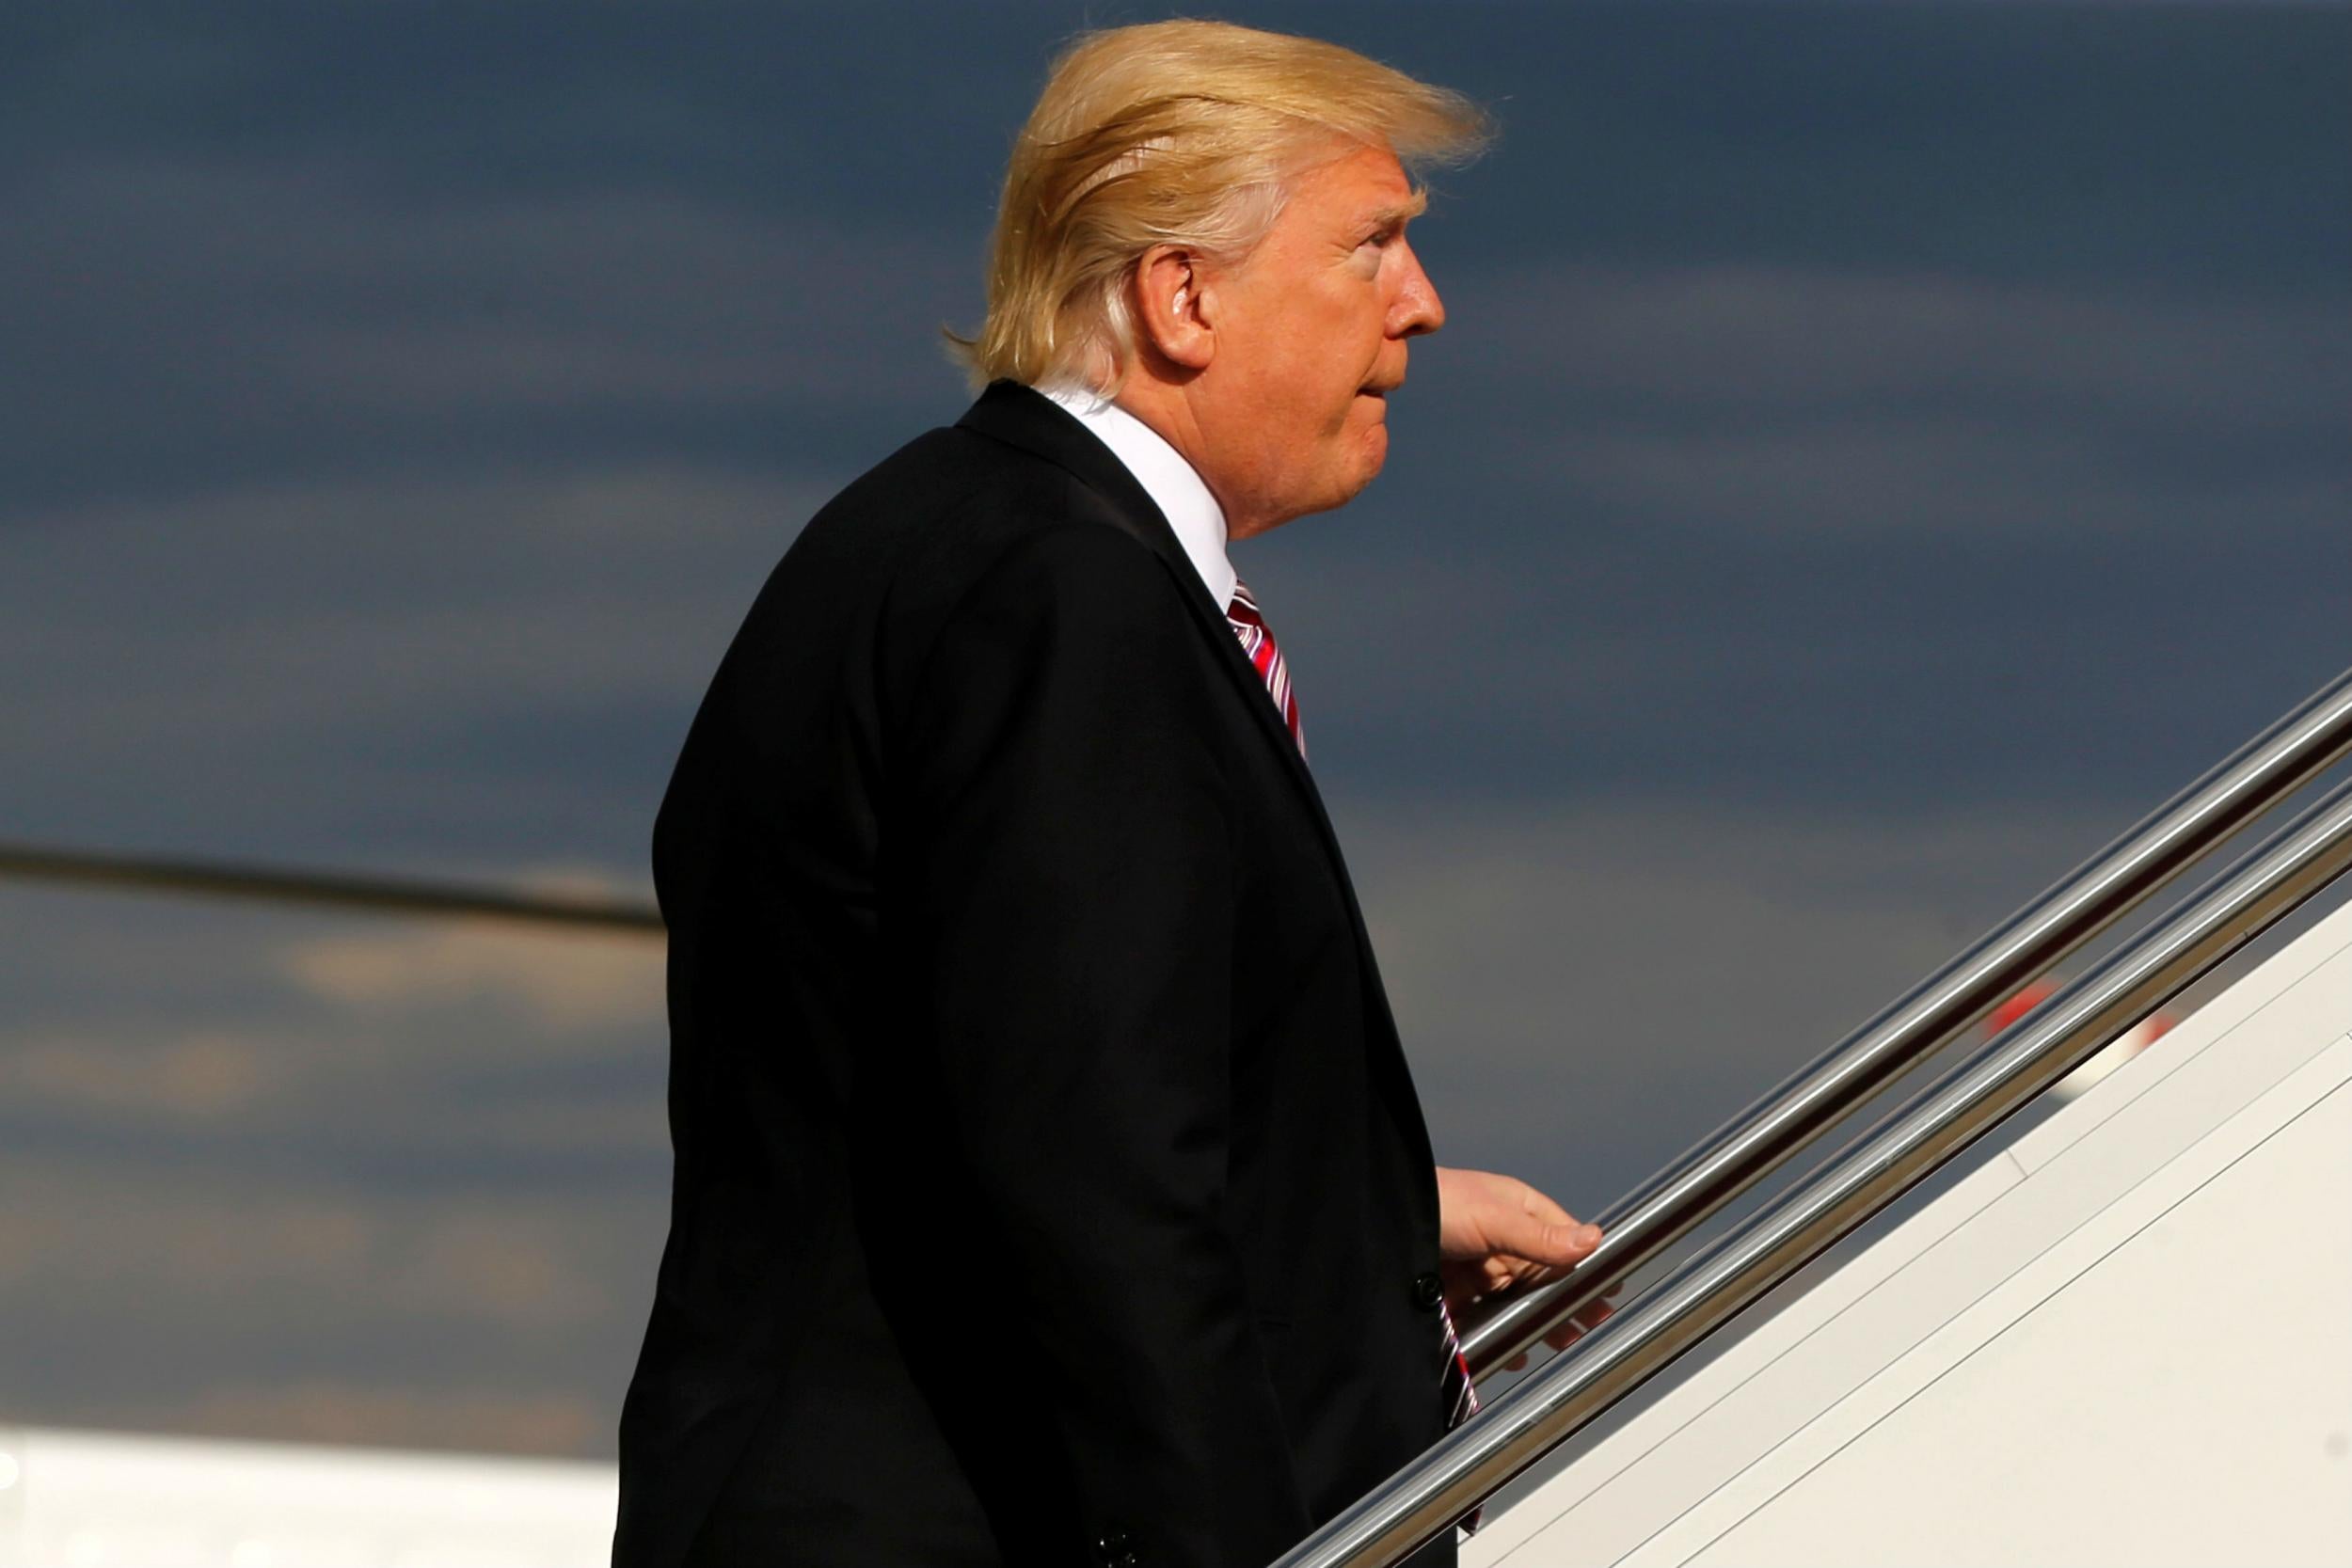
1132;245;1214;372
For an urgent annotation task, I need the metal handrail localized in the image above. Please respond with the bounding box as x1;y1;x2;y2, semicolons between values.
1459;665;2352;1376
1275;772;2352;1568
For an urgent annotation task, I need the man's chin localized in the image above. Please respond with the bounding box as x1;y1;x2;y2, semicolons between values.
1261;430;1391;530
1324;433;1389;510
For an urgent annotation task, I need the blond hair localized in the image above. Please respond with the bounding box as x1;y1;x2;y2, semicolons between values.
949;20;1490;392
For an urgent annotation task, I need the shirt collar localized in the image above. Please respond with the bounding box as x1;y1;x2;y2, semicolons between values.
1040;383;1238;612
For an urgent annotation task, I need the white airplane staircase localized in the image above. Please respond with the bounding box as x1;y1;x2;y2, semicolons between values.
1470;892;2352;1568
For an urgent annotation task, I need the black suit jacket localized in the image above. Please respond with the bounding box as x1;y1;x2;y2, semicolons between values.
612;381;1454;1568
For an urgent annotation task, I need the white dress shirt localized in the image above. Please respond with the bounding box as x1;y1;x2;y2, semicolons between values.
1041;383;1238;611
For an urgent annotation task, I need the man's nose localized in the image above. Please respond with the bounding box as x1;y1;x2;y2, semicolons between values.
1391;241;1445;339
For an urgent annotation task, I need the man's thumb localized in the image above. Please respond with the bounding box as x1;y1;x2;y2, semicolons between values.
1524;1217;1602;1264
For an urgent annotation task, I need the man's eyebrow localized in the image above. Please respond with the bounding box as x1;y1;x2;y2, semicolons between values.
1366;190;1431;230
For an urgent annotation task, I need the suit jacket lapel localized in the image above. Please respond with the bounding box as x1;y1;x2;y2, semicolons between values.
954;382;1436;1179
956;380;1337;847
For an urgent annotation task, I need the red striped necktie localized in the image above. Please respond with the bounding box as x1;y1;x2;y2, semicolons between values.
1224;578;1305;760
1438;1297;1483;1532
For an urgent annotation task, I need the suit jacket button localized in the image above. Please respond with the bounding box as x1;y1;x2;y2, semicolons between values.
1412;1271;1445;1311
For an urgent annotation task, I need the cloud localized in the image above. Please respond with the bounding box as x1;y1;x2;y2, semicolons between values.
114;1380;611;1458
1408;262;2352;544
6;156;972;500
1533;413;2344;546
279;920;662;1033
0;1164;641;1382
0;464;828;863
0;883;669;1178
0;1151;658;1455
1456;264;2350;437
0;1030;271;1120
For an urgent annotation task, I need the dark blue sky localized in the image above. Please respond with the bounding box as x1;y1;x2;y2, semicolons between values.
2;1;2344;1457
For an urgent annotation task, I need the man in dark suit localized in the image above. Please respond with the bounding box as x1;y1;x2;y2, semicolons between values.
612;21;1600;1568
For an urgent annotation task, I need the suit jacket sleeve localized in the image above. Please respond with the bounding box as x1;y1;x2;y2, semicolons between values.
896;520;1315;1567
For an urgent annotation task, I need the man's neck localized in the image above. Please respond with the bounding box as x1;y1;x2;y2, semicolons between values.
1039;382;1237;610
1101;378;1277;542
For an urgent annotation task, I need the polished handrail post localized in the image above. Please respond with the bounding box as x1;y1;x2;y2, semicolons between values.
1274;777;2352;1568
1460;666;2352;1375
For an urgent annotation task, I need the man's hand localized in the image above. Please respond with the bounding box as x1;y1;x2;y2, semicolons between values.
1436;1165;1600;1312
